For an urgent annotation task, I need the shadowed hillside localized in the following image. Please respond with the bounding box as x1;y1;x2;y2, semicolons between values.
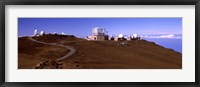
18;34;182;69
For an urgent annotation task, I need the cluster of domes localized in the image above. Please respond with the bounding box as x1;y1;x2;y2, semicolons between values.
34;29;45;36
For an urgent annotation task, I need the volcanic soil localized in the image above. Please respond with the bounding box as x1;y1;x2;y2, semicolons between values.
18;34;182;69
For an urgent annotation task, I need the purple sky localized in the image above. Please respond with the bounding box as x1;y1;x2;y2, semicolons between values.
18;18;182;38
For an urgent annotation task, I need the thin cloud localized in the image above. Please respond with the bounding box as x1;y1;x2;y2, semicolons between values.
142;34;182;39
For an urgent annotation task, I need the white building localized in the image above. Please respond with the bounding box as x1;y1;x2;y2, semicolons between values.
40;31;45;36
61;32;65;35
34;29;39;36
132;34;138;38
92;27;106;35
87;27;108;41
114;34;126;41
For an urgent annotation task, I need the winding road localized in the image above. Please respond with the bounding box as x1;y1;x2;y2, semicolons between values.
28;37;76;61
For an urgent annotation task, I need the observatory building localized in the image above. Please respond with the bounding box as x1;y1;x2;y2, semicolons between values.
86;27;141;41
114;34;126;41
40;31;45;36
34;29;39;36
34;30;45;36
87;27;109;41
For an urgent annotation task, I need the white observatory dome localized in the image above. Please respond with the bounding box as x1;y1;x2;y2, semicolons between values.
40;31;45;36
61;32;65;35
34;29;38;33
132;34;138;38
34;29;38;36
118;34;124;38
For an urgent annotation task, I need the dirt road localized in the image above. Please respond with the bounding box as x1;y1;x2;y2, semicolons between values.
28;37;76;61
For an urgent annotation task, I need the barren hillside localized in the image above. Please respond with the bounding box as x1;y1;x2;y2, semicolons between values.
18;34;182;69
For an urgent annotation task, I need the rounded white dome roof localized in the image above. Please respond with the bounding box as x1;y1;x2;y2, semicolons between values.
132;34;138;38
61;32;65;35
40;31;44;35
34;29;38;32
118;34;124;38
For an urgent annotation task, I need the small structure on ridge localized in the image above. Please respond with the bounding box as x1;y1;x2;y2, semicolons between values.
86;27;109;41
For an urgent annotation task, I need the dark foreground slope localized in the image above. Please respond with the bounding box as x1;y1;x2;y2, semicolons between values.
18;36;69;69
18;34;182;69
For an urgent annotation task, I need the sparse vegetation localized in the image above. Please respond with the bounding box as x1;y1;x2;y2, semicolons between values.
18;34;182;69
